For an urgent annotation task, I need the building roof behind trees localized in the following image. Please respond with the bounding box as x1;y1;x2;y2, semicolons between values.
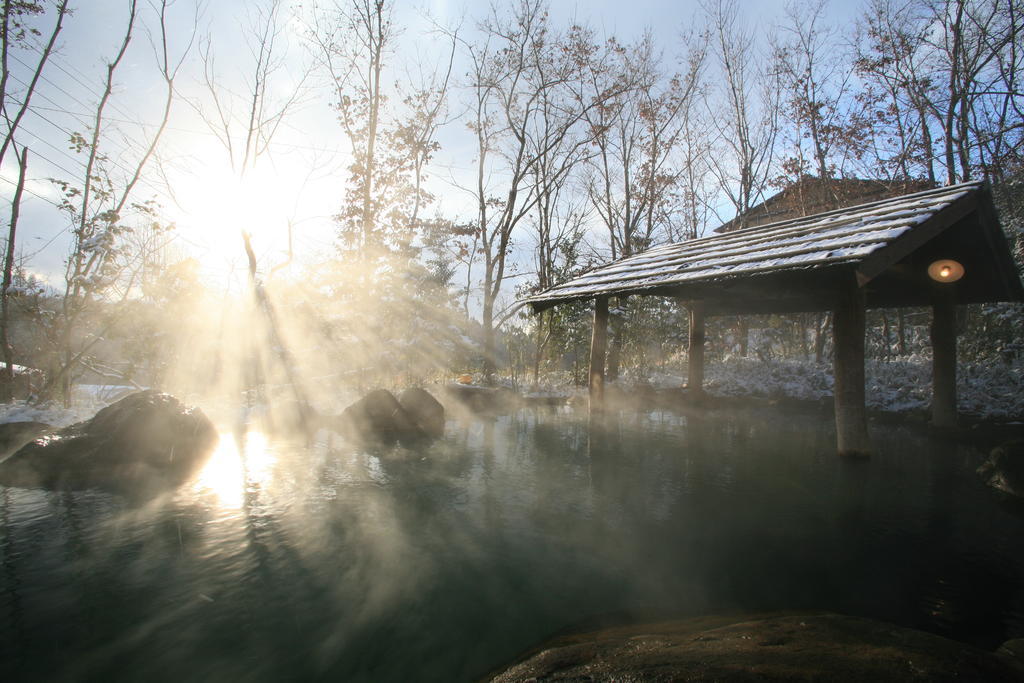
714;177;936;234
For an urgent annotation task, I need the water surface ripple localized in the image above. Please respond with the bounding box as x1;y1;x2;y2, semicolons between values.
1;406;1022;682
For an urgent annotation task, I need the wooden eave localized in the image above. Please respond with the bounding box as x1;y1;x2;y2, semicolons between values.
523;182;1023;316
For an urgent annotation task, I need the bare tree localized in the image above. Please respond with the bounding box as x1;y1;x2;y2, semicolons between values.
461;1;618;379
524;44;595;385
0;0;68;400
855;0;941;183
977;0;1024;180
584;33;705;260
0;144;27;399
673;28;716;243
704;0;781;226
192;0;307;183
309;0;392;257
0;0;67;166
308;0;462;386
927;0;1024;183
311;0;458;266
773;0;868;181
858;0;1024;186
186;0;320;422
41;0;194;402
579;29;707;379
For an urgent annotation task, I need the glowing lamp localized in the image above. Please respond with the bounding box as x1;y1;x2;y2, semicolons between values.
928;259;964;283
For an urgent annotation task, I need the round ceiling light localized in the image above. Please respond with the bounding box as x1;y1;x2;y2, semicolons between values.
928;259;965;283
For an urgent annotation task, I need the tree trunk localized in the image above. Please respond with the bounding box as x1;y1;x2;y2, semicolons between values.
481;293;496;383
242;232;315;432
799;314;809;359
880;310;890;360
897;309;907;356
1;146;28;402
814;313;830;363
532;311;545;388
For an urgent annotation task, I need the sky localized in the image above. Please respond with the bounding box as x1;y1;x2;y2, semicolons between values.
0;0;861;293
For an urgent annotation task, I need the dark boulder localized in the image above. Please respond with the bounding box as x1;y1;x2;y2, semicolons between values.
0;421;53;461
1000;638;1024;674
441;384;519;413
0;390;218;493
398;388;445;439
338;389;421;443
978;440;1024;498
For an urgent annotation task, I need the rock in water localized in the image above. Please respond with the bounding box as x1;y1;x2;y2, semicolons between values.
489;613;1024;682
398;388;445;439
0;391;218;493
0;421;53;461
338;389;421;443
441;384;518;413
978;440;1024;498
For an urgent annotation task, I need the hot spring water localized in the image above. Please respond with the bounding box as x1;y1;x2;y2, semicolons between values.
1;406;1022;681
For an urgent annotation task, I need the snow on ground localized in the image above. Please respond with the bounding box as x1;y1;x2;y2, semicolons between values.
0;400;98;428
700;357;1024;419
0;357;1020;427
528;357;1023;421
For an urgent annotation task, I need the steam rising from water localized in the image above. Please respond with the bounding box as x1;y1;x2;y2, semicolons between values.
151;254;467;437
2;407;1024;681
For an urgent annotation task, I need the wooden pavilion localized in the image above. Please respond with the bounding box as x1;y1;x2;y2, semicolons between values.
521;181;1023;456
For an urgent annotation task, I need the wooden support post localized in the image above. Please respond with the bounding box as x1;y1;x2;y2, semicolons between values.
832;277;871;457
589;296;609;413
931;296;958;429
688;301;706;397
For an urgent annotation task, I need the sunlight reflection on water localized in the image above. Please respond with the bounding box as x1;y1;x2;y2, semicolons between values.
2;409;1023;683
192;429;276;508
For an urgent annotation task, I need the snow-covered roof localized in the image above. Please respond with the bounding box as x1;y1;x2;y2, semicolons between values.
522;181;1022;313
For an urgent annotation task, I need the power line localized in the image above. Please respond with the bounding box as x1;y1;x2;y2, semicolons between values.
22;226;71;261
0;174;63;210
7;126;89;179
20;46;349;157
5;55;177;187
7;51;105;124
15;46;146;133
32;102;349;157
6;71;164;180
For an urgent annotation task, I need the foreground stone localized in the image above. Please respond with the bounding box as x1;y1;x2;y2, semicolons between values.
978;440;1024;498
490;613;1024;682
0;421;53;460
0;391;217;493
336;388;444;444
398;387;445;439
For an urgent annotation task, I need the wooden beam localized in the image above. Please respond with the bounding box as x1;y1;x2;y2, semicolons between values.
855;191;978;286
833;275;871;457
975;187;1024;301
589;296;609;413
931;295;958;428
688;300;706;397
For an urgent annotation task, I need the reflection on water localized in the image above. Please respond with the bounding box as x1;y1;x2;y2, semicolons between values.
1;407;1023;682
192;430;275;508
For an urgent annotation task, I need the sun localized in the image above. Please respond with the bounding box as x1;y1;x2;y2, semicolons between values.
167;155;303;281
